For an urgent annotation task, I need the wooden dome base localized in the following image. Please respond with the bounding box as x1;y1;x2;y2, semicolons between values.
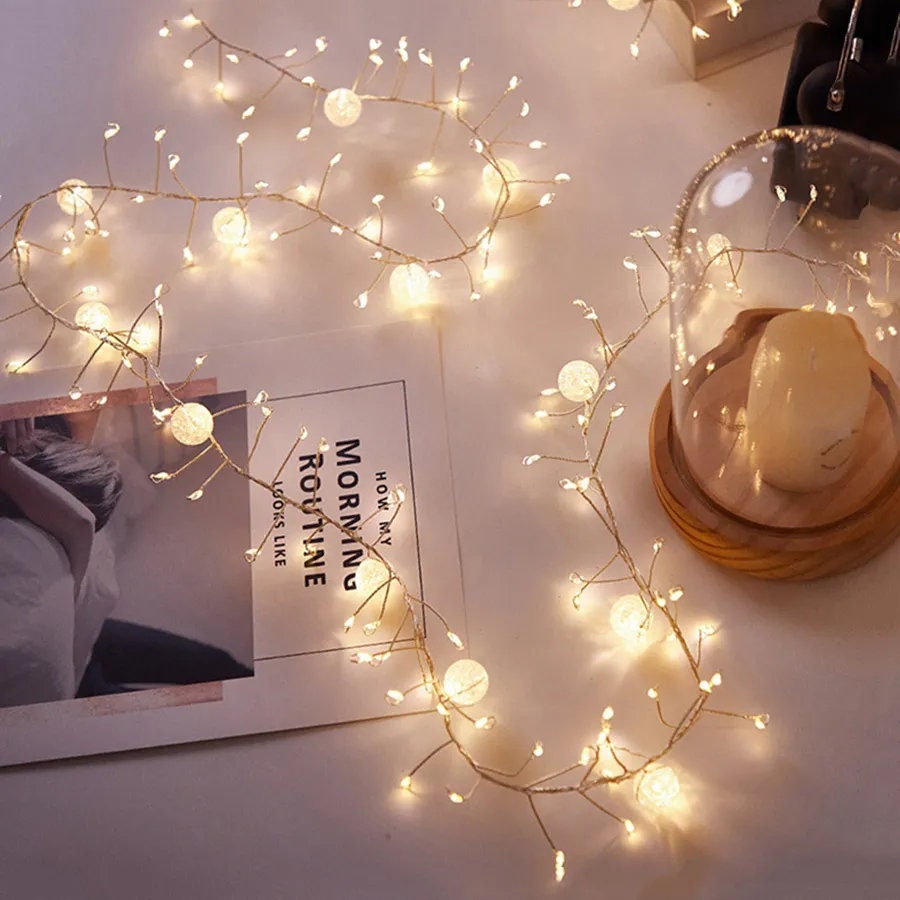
649;385;900;581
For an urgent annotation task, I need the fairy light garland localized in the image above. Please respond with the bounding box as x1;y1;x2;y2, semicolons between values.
0;15;798;887
2;13;567;385
55;229;770;885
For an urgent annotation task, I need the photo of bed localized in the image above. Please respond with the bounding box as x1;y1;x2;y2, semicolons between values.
0;384;255;713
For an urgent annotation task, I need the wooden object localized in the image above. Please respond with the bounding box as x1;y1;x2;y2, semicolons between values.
649;310;900;580
651;0;818;80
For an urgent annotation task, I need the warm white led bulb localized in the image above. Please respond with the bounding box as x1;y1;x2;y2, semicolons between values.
128;322;159;353
636;766;680;809
443;658;489;706
212;206;250;246
390;263;430;306
356;558;390;594
609;594;649;642
323;88;362;127
607;0;641;10
56;179;94;216
129;322;157;353
557;360;600;402
169;402;214;446
75;301;112;332
482;158;522;197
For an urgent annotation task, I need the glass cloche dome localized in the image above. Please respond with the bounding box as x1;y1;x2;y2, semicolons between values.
650;127;900;580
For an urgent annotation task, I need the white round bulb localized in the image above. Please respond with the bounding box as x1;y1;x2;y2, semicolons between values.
636;766;680;809
390;263;431;306
170;402;214;446
609;594;649;642
75;301;112;332
356;558;390;594
212;206;250;246
443;658;489;707
323;88;362;127
607;0;641;10
557;360;600;402
482;158;522;198
129;322;157;353
56;179;94;216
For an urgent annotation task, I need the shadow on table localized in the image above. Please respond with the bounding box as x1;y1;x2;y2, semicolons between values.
714;543;900;638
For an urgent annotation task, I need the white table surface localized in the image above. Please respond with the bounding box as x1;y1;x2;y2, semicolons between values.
1;2;897;898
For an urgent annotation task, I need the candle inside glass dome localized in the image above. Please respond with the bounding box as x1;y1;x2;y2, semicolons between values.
745;310;870;493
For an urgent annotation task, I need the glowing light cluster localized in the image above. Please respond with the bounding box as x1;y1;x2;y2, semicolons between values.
4;15;569;389
557;359;600;402
442;658;489;706
56;178;94;216
636;766;680;809
389;263;431;306
323;87;362;127
212;206;250;246
0;16;776;889
74;301;112;333
169;402;215;446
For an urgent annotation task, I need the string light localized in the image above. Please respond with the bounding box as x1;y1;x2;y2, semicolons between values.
609;594;650;643
636;767;680;810
356;558;390;594
169;402;215;446
74;301;112;332
482;158;522;197
212;206;250;246
442;659;489;706
129;322;158;354
323;87;362;127
0;16;563;353
0;20;780;887
56;178;94;216
554;850;566;883
389;263;431;306
557;359;600;402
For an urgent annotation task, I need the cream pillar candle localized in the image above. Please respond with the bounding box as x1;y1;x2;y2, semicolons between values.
745;311;870;492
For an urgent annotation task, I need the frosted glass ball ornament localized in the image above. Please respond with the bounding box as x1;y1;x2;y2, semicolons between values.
356;558;391;594
56;179;94;216
557;360;600;402
482;158;523;197
170;402;215;446
129;322;157;354
607;0;641;10
390;263;431;305
609;594;649;642
212;206;250;246
323;88;362;127
75;301;112;332
443;658;489;706
636;766;680;809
